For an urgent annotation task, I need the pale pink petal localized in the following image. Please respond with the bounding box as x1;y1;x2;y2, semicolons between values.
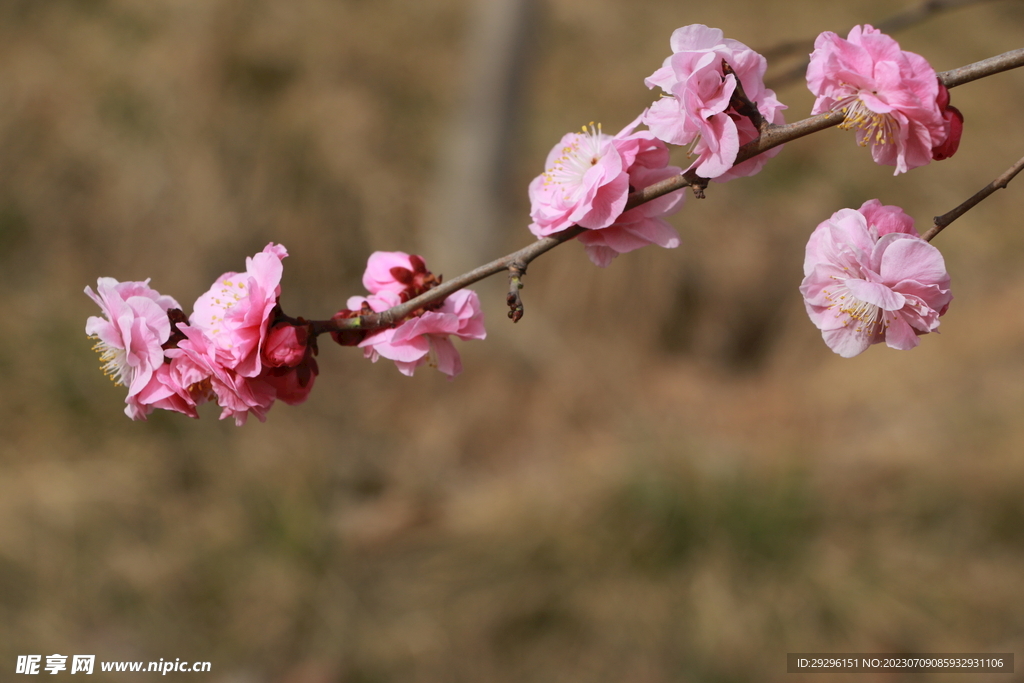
801;200;951;358
362;251;417;294
883;314;921;350
431;337;463;378
821;326;874;358
845;278;906;311
877;234;949;285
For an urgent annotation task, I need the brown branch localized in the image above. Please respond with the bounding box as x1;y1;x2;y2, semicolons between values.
320;227;583;334
324;50;1024;334
922;154;1024;241
939;47;1024;87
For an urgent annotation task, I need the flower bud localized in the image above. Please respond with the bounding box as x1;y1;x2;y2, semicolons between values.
263;322;309;368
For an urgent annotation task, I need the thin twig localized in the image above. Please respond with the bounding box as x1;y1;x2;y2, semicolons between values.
922;154;1024;241
323;50;1024;334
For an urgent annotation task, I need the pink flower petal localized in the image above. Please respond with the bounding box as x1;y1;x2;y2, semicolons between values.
800;201;951;357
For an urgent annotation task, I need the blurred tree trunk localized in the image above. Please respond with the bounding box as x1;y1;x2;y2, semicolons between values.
423;0;537;272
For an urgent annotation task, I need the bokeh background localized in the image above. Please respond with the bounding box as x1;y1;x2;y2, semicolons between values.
2;0;1024;680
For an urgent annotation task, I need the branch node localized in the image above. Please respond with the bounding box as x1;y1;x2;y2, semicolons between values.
507;261;527;323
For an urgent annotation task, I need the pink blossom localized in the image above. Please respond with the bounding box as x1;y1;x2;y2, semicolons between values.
643;24;787;180
190;242;287;378
169;325;277;426
85;277;183;419
87;243;321;424
528;123;631;237
800;200;952;358
528;117;686;264
578;164;684;267
807;25;950;175
353;289;486;378
362;251;436;299
125;364;199;421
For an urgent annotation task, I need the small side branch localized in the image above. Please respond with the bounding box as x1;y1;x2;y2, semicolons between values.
923;154;1024;242
507;260;527;322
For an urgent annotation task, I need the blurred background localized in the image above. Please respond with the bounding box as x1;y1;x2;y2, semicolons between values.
2;0;1024;680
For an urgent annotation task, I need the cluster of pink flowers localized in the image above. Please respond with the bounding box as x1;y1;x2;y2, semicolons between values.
86;246;484;424
807;24;962;174
800;200;952;357
525;22;965;266
642;24;788;180
86;244;316;424
527;24;790;266
523;23;960;359
88;24;972;424
797;27;960;354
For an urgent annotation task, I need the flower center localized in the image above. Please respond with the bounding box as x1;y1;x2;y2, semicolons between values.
542;122;607;196
833;92;897;147
822;276;888;336
195;278;247;341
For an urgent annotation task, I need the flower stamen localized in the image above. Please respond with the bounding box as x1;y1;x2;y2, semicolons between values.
834;93;897;147
91;337;130;386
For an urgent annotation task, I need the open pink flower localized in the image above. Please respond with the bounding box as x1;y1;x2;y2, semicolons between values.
800;200;952;357
352;289;486;378
807;25;951;174
85;277;183;419
643;24;786;180
528;123;631;237
528;116;686;264
190;242;287;378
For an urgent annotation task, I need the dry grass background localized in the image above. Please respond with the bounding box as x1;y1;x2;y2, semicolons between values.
2;0;1024;680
